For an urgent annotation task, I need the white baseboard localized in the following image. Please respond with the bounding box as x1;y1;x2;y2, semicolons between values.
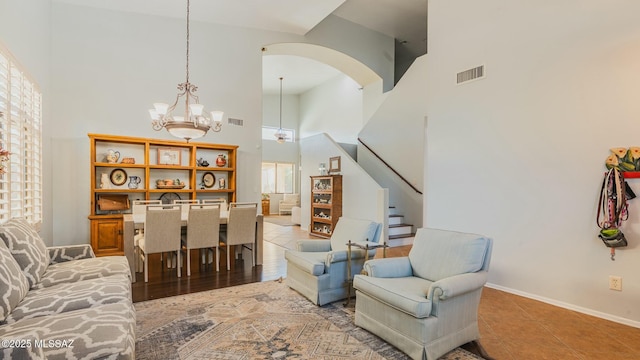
485;283;640;329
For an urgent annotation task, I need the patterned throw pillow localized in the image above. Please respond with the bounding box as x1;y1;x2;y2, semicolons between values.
0;239;29;322
0;218;50;288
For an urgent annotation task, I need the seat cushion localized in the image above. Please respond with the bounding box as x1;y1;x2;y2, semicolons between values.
0;302;135;360
0;218;50;288
0;240;30;322
330;218;379;252
353;275;433;318
5;274;132;324
409;228;490;281
34;256;131;290
284;250;327;276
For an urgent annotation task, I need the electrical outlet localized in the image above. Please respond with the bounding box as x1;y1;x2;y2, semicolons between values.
609;276;622;291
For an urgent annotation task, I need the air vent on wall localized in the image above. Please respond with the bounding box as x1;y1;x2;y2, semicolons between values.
228;118;244;126
456;65;485;84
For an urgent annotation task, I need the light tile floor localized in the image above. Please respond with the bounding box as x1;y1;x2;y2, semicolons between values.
263;218;640;360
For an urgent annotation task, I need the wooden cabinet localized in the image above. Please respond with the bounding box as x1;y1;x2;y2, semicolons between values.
88;133;238;256
310;175;342;238
90;215;123;256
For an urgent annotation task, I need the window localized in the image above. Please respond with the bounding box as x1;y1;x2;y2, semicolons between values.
261;162;294;194
0;44;42;225
262;126;295;143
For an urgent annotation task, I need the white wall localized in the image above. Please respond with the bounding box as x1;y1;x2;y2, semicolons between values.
425;0;640;326
49;3;304;244
300;133;388;240
299;74;363;144
262;93;301;212
307;15;395;92
0;0;53;244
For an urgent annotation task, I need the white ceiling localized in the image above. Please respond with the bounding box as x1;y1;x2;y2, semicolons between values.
52;0;427;95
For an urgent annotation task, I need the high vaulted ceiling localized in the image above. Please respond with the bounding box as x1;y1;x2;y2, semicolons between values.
52;0;427;94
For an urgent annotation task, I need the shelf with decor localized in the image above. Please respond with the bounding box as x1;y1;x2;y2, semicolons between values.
309;175;342;238
88;133;238;256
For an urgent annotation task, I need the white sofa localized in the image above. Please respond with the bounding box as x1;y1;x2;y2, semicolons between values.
278;193;300;215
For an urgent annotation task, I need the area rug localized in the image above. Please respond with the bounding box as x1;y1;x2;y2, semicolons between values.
135;280;483;360
264;215;298;226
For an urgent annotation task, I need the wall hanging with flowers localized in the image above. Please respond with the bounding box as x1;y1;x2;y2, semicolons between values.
605;147;640;172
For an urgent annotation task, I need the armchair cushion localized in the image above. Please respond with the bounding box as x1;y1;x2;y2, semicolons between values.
282;193;300;204
330;217;380;252
409;228;490;282
353;275;433;318
284;251;327;276
0;218;50;288
296;239;331;252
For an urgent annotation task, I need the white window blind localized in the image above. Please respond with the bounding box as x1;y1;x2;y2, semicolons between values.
0;44;42;225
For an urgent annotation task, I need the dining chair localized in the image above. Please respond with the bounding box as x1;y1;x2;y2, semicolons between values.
202;198;228;211
219;202;257;271
173;199;200;218
184;203;221;274
138;205;182;282
132;200;162;271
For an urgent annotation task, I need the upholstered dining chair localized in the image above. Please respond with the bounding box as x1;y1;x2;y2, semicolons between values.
138;205;182;282
202;198;228;211
183;203;221;274
173;199;200;218
131;200;162;271
219;202;257;271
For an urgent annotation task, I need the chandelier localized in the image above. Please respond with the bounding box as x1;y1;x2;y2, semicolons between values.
148;0;223;142
274;77;288;144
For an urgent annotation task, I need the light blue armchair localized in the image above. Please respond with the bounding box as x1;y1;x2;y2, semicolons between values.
284;217;382;306
353;228;493;360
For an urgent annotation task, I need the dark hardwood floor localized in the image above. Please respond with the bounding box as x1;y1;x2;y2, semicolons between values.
131;241;287;303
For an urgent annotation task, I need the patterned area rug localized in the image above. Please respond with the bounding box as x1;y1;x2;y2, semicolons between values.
135;280;483;360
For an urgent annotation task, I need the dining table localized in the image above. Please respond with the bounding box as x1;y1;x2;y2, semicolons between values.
122;211;264;283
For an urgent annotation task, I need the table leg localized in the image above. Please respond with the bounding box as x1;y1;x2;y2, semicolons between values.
344;240;353;306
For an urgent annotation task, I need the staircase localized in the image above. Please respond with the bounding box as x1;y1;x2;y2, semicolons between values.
387;206;415;247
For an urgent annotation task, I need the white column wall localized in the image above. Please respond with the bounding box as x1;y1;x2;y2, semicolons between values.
299;74;363;144
425;0;640;325
300;133;387;240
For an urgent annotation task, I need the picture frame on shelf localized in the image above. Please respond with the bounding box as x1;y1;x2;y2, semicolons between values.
109;168;128;186
202;172;215;188
157;148;181;165
329;156;341;174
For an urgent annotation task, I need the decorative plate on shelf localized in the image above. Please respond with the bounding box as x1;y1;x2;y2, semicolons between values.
202;172;215;188
159;192;181;204
109;168;128;186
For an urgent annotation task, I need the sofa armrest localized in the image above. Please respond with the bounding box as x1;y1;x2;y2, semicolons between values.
296;239;331;252
428;271;488;300
363;257;413;278
47;245;95;264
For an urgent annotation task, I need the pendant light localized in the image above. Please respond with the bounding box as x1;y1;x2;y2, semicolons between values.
274;77;288;144
148;0;224;142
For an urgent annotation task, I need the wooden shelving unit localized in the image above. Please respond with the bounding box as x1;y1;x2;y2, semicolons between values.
88;133;238;256
310;175;342;238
